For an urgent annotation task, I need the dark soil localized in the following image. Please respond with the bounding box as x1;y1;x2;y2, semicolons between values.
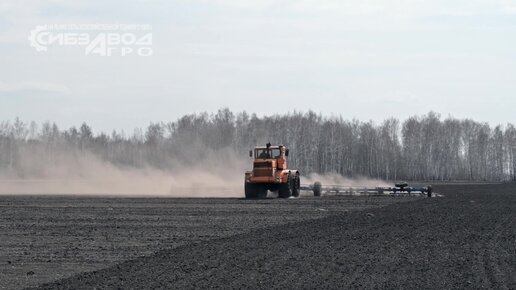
0;195;411;290
2;183;514;289
34;184;516;289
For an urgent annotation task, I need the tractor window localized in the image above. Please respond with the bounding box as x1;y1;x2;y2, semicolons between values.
256;149;270;159
255;149;281;159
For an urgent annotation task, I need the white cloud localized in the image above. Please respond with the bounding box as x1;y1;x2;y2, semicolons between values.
210;0;516;16
0;81;71;94
1;0;516;131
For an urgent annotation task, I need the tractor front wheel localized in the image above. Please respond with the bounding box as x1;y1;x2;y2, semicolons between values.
245;183;267;199
245;183;257;199
292;174;300;197
279;177;293;198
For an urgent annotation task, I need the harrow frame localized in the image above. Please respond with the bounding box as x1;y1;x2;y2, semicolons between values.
300;182;433;197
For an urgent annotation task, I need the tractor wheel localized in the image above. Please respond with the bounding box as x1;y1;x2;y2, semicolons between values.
245;183;257;199
292;174;300;197
245;183;268;199
279;176;292;198
313;181;322;197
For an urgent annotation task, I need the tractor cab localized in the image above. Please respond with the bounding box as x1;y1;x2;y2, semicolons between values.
250;143;288;170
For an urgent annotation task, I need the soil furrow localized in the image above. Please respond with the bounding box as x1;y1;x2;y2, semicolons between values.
34;183;516;289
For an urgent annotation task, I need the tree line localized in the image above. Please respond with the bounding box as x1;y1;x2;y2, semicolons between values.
1;109;515;181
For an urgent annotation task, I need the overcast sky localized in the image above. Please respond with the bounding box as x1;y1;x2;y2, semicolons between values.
1;0;516;133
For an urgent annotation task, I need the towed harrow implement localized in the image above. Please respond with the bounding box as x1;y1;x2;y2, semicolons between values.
300;182;433;197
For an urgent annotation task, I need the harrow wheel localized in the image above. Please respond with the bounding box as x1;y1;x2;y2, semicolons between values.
313;182;322;197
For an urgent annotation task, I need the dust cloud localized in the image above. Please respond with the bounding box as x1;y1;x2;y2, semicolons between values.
302;173;391;188
0;151;247;197
0;150;393;197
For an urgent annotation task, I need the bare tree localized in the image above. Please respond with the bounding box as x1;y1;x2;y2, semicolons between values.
1;111;515;181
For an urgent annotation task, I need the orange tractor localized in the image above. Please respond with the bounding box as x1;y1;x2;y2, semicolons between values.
244;143;433;198
244;143;301;198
